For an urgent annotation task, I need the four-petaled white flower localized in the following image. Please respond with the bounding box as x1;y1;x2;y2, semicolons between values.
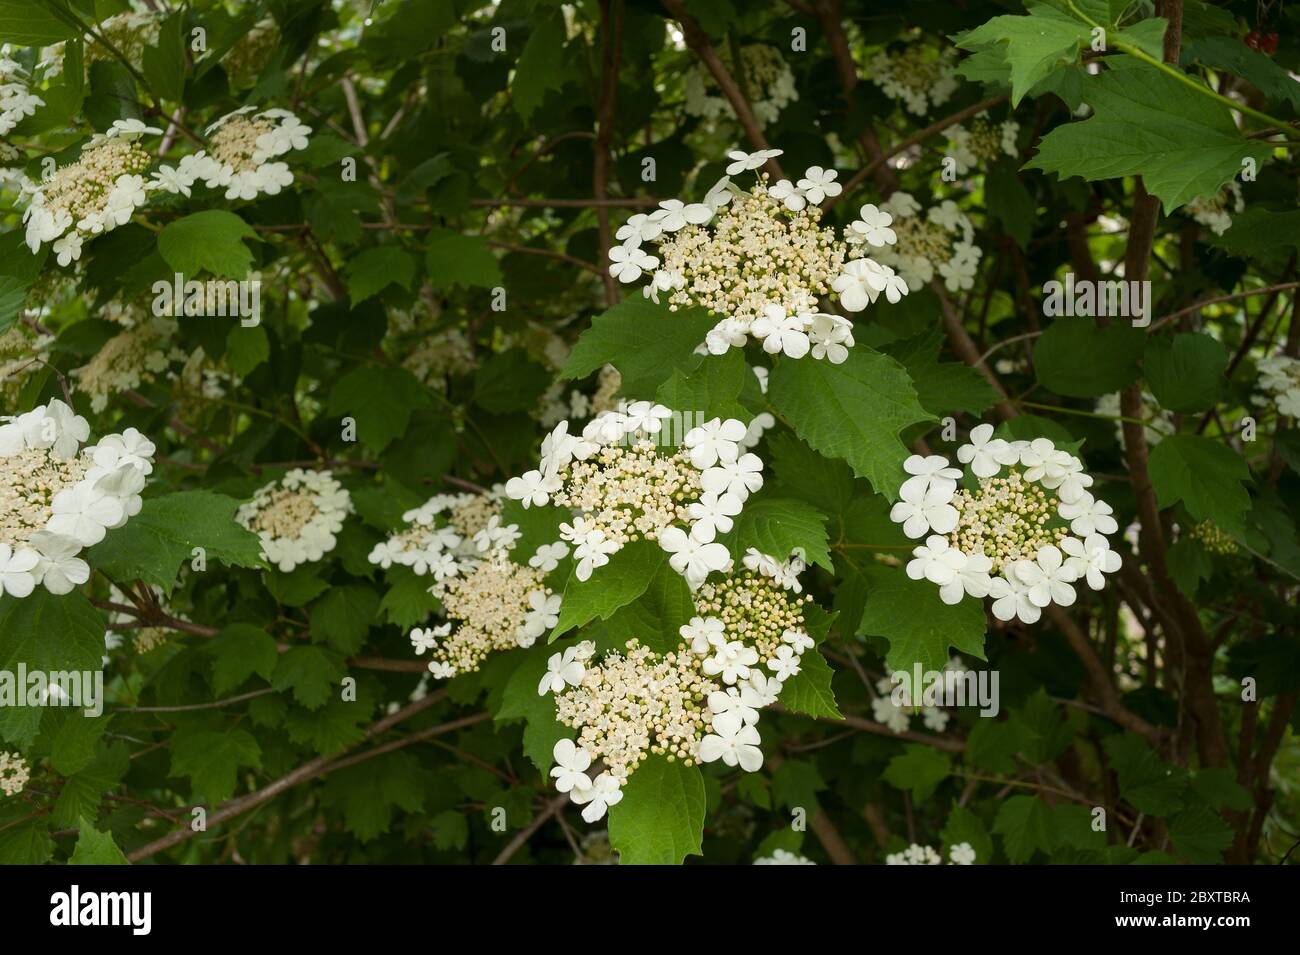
505;469;560;507
725;148;783;175
701;453;764;500
1061;534;1121;590
890;479;959;539
549;739;593;794
906;535;977;605
848;204;896;246
683;417;746;469
528;541;569;572
703;639;759;685
607;243;659;282
768;178;806;211
658;526;731;588
767;644;802;681
708;686;762;735
1012;544;1079;609
699;722;764;772
1058;493;1118;537
956;423;1012;478
900;454;962;498
988;573;1041;624
750;304;811;358
797;166;841;204
655;198;713;231
570;772;623;822
538;646;586;695
687;491;743;542
681;615;726;654
0;544;39;599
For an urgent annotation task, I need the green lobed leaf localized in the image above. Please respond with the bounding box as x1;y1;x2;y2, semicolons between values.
607;754;706;865
767;346;933;501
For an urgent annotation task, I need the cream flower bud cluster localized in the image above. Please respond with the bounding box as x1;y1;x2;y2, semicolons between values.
871;656;967;735
0;400;154;598
543;563;816;822
221;18;280;88
21;122;159;265
869;191;982;293
152;108;311;203
506;409;763;589
367;488;509;581
0;47;44;135
1189;519;1238;557
684;44;797;126
236;469;352;573
44;11;161;75
891;426;1120;624
71;317;181;412
885;842;976;865
1252;354;1300;419
103;583;186;654
538;364;622;429
609;148;908;364
867;45;960;115
943;112;1020;176
0;750;29;797
1185;180;1244;236
411;547;557;679
753;848;816;864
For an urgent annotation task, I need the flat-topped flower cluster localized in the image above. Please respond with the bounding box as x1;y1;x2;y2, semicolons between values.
890;425;1120;624
608;148;910;364
505;406;766;589
367;488;512;580
871;191;982;293
0;399;153;598
20;108;310;264
236;469;352;573
541;554;814;823
867;45;960;115
885;842;976;865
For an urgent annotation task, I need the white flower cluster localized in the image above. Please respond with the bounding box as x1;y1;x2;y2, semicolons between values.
753;848;815;865
890;425;1121;624
608;149;908;364
1185;180;1244;236
0;47;44;134
684;44;797;126
367;488;511;581
885;842;975;865
943;112;1019;176
1253;354;1300;419
152;107;311;202
871;656;966;735
867;45;960;115
236;469;352;572
506;409;764;589
72;317;181;412
0;750;29;797
0;400;154;598
21;120;159;264
410;543;558;678
870;191;981;292
541;562;814;822
1095;390;1175;447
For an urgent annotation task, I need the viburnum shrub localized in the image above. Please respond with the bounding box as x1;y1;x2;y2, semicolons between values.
0;0;1295;869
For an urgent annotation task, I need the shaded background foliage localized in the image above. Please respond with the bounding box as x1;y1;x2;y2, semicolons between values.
0;0;1297;864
